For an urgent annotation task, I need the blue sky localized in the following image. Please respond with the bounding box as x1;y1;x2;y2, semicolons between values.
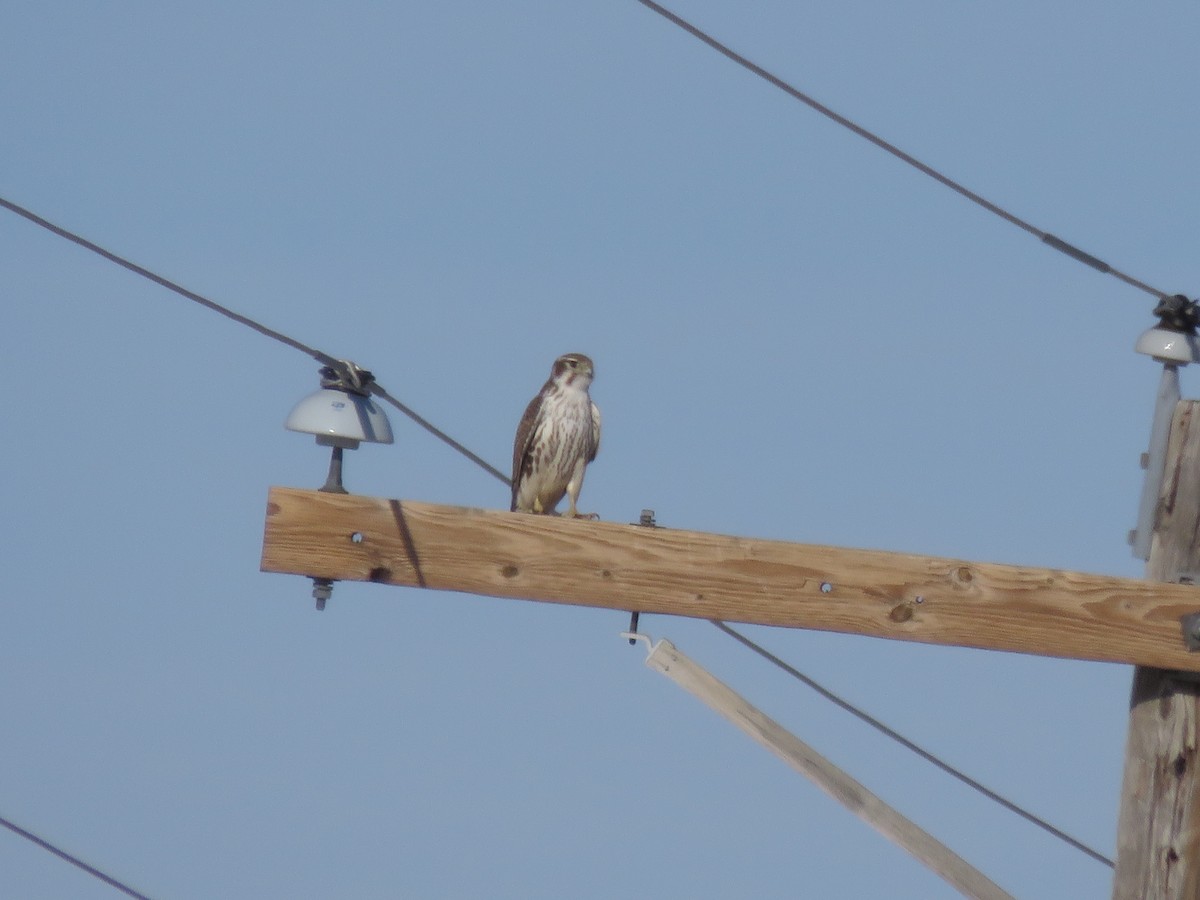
3;2;1198;897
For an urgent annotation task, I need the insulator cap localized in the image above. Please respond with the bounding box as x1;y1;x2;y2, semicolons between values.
286;388;395;449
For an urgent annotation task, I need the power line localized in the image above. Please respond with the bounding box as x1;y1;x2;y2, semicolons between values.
0;196;338;368
0;195;511;488
370;381;510;486
633;0;1171;302
0;813;154;900
711;621;1114;869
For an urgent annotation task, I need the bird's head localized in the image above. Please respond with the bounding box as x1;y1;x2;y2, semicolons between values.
551;353;595;390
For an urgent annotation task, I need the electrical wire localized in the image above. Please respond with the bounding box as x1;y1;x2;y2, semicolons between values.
0;195;511;488
0;196;339;368
633;0;1171;303
369;382;510;486
0;813;154;900
711;621;1115;869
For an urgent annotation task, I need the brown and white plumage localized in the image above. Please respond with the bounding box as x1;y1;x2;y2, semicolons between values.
511;353;601;517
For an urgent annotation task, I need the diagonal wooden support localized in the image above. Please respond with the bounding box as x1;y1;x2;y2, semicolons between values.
641;637;1014;899
261;486;1200;671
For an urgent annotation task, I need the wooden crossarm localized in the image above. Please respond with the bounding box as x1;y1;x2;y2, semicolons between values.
260;486;1200;671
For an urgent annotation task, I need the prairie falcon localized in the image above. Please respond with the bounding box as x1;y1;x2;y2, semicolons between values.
511;353;601;517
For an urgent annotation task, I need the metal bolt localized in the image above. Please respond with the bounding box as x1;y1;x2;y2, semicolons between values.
627;509;657;643
312;577;334;611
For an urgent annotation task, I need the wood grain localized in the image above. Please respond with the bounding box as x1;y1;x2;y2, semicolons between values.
261;486;1200;671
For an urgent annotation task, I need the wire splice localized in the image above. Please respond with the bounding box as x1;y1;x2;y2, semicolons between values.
1041;235;1112;274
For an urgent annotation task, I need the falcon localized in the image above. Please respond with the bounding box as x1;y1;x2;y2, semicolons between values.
511;353;602;517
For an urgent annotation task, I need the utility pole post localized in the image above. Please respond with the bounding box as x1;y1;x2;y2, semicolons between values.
1114;399;1200;897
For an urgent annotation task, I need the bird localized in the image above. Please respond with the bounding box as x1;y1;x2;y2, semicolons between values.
511;352;602;518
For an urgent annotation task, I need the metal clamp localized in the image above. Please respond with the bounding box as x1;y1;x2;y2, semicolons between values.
320;359;376;396
620;630;660;658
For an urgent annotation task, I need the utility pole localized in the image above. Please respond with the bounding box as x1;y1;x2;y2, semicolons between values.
1113;399;1200;897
